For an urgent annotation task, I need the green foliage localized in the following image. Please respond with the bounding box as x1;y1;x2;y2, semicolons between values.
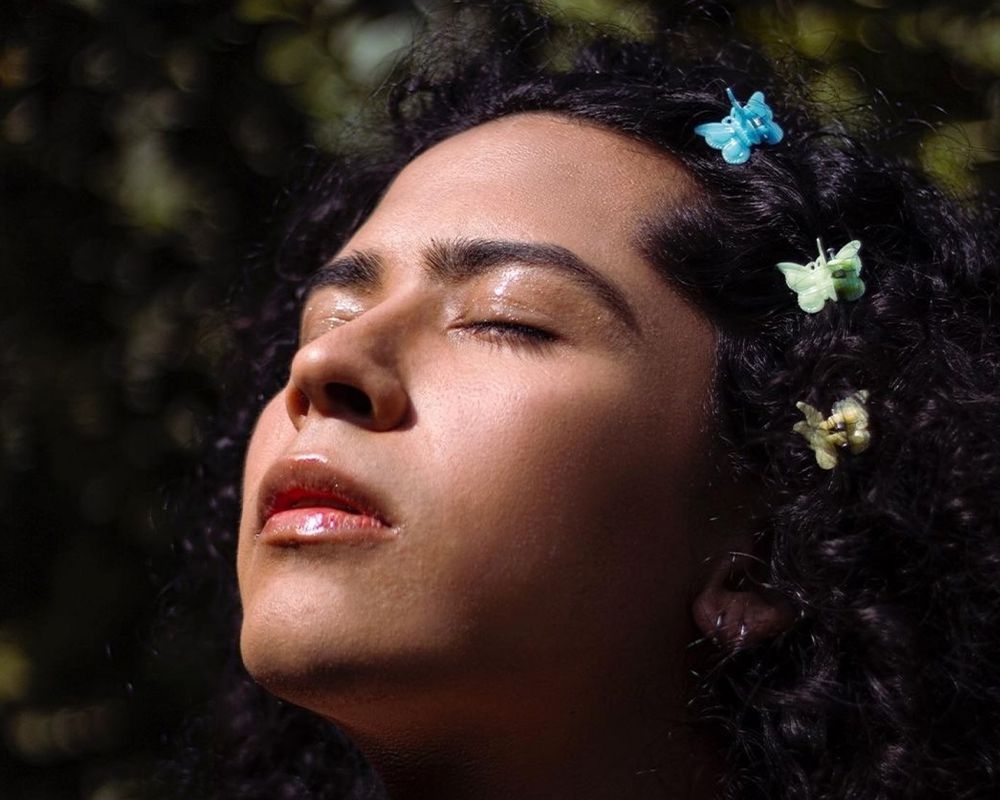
1;0;997;796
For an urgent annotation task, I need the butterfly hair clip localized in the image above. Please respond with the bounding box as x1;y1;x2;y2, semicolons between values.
694;87;784;164
776;238;865;313
793;390;871;470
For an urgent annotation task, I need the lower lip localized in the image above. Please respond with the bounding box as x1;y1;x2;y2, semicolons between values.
259;507;393;546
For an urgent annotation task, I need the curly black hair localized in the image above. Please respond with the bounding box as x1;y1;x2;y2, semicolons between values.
159;2;1000;799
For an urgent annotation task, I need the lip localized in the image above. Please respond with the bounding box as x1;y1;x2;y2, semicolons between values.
256;454;396;546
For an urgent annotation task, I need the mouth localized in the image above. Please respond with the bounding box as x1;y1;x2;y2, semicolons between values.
257;456;394;546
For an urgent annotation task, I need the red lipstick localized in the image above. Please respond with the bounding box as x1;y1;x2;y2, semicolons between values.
257;456;395;547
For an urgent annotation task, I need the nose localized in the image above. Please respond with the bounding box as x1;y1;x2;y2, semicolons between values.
284;313;410;432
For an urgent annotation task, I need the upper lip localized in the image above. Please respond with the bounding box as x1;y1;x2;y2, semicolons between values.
257;455;392;528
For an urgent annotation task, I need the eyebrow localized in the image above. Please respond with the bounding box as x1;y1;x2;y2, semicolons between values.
303;250;383;294
307;238;638;331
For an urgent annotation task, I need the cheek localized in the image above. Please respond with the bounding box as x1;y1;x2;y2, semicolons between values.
407;357;710;652
422;351;709;528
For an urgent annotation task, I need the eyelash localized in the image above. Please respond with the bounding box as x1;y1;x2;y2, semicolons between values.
299;311;558;352
465;320;557;350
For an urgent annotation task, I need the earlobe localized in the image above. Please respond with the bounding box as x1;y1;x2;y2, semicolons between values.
692;550;794;648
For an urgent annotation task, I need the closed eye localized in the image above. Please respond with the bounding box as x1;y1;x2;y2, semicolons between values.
464;320;557;351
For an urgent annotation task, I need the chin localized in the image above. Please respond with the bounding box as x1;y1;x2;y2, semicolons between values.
239;616;468;746
238;583;445;717
239;609;376;715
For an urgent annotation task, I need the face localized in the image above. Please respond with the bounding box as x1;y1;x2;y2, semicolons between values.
237;114;717;734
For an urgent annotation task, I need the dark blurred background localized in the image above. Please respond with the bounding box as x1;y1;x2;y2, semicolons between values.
1;0;997;797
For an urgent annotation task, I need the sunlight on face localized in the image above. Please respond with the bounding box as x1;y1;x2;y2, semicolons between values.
237;114;717;737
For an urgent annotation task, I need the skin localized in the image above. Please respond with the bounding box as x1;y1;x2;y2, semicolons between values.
238;113;728;799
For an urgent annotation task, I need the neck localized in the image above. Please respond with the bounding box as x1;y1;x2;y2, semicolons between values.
364;728;720;800
333;668;721;800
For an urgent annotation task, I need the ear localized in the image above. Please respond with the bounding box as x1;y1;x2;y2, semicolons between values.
692;549;794;648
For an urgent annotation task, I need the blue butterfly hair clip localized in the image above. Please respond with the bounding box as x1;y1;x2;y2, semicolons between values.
694;88;783;164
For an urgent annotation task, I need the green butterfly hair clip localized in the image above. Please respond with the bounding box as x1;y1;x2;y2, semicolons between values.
777;238;865;313
793;390;871;470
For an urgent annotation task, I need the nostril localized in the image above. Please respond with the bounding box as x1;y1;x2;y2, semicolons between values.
326;383;373;418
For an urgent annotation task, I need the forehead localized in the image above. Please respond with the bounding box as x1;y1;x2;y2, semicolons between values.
349;113;694;265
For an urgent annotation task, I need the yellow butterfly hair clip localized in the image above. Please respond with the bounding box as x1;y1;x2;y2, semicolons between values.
776;239;865;313
793;390;871;470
